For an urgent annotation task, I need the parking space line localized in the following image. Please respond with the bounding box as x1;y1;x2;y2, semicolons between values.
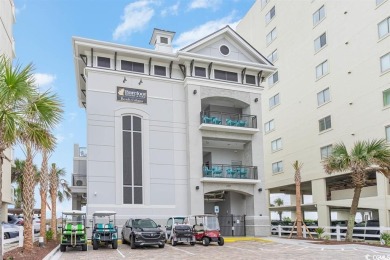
116;249;125;258
169;246;196;255
224;245;258;254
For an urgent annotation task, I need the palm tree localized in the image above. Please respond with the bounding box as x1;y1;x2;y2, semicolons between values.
39;149;51;242
11;159;39;209
274;198;284;221
49;164;71;239
322;139;390;242
292;160;304;238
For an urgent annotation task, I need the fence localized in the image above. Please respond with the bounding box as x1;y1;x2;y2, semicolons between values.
271;225;387;241
2;225;40;255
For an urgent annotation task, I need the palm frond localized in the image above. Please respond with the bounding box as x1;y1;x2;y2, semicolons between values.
322;142;350;174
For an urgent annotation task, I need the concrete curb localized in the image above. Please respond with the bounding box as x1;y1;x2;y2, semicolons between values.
224;236;273;243
42;244;60;260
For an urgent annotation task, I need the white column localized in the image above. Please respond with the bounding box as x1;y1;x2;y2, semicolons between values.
312;179;330;227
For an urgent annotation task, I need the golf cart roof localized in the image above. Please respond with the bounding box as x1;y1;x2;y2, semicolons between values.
191;214;217;218
92;211;117;217
62;210;86;216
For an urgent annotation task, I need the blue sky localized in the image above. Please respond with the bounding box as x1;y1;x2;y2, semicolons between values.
12;0;256;216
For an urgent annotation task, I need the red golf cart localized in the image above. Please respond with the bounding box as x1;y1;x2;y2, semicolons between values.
191;214;224;246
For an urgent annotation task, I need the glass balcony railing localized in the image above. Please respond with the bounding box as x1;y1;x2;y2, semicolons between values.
200;111;257;129
73;174;87;186
202;164;258;180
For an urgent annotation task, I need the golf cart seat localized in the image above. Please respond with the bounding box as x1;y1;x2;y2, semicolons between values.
194;225;204;232
105;223;116;231
63;223;74;235
76;224;85;235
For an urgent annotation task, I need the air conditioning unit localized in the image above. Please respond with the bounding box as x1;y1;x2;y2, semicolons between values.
76;180;83;186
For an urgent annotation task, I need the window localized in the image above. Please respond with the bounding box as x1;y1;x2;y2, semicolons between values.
261;0;269;8
316;60;329;79
195;66;206;77
265;6;276;23
383;89;390;106
378;17;390;39
214;69;238;82
320;145;332;159
271;138;282;152
377;0;386;5
267;49;278;63
154;65;166;76
220;45;230;55
272;161;283;174
121;60;144;73
123;115;143;204
317;87;330;106
246;74;256;85
97;56;110;68
319;115;332;132
313;5;325;26
269;93;280;108
266;27;277;45
381;53;390;73
314;33;327;52
264;119;275;133
386;126;390;142
268;71;279;85
160;37;168;44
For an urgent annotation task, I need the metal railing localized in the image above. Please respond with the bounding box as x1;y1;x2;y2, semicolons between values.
200;111;257;129
73;174;87;186
202;164;258;180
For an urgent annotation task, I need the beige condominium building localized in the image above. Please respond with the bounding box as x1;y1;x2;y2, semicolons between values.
0;0;16;221
237;0;390;227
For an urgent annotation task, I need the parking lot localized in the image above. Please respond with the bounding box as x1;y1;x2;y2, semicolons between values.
54;238;390;260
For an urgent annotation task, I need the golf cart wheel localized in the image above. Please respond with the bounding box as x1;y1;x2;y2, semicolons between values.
202;237;210;246
218;237;224;246
112;240;118;249
4;233;10;240
159;243;165;248
82;244;87;251
92;240;99;250
60;245;66;252
190;242;195;246
130;236;136;249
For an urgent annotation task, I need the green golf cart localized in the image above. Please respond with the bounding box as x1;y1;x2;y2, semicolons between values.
59;210;87;252
91;211;118;250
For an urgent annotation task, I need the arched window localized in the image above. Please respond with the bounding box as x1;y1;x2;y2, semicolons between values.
122;115;143;204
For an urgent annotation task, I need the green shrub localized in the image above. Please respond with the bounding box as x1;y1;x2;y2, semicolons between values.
282;217;292;222
46;229;54;241
315;227;325;239
380;232;390;246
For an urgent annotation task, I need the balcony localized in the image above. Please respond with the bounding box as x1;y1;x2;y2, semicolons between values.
73;174;86;186
201;164;259;184
79;147;87;157
199;111;259;134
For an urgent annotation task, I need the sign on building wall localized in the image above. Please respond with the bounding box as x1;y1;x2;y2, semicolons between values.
117;87;147;104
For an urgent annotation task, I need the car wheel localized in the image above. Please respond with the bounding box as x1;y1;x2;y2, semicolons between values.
4;233;10;240
82;244;87;251
190;242;195;246
130;235;136;249
92;240;99;250
60;245;66;252
218;237;224;246
159;243;165;248
202;237;210;246
112;239;118;249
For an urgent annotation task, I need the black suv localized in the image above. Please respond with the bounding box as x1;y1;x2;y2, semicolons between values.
122;218;165;249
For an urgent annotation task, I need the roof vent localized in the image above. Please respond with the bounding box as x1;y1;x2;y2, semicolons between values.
149;28;175;53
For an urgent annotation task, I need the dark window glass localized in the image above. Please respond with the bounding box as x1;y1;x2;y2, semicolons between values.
195;67;206;77
134;187;143;204
214;69;238;82
123;187;132;204
133;132;142;186
121;60;145;73
123;132;132;185
154;65;166;76
246;75;256;85
220;45;230;55
133;62;144;73
160;37;168;44
133;116;141;132
123;116;132;130
97;57;110;68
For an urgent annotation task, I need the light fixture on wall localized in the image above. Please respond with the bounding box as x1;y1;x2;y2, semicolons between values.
123;76;127;83
258;188;262;192
193;89;197;95
195;186;200;190
94;192;97;196
254;98;259;103
138;78;143;85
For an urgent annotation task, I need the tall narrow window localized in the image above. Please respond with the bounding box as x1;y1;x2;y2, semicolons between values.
264;119;275;133
265;6;276;24
316;60;329;79
269;93;280;109
272;161;283;174
123;115;143;204
266;27;277;45
313;5;325;26
268;71;279;85
271;138;282;152
314;33;327;52
317;87;330;106
383;88;390;106
381;53;390;73
261;0;269;8
319;115;332;132
378;17;390;39
386;126;390;142
267;49;278;63
320;145;332;159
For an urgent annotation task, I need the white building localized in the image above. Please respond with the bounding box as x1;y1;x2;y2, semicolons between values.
0;0;16;221
72;27;276;236
237;0;390;226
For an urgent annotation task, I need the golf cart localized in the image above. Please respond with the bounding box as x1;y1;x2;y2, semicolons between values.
165;216;195;246
91;211;118;250
192;214;224;246
59;210;87;252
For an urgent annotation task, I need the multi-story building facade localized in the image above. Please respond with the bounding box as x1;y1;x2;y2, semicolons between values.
237;0;390;227
69;144;87;211
0;0;16;221
72;26;276;235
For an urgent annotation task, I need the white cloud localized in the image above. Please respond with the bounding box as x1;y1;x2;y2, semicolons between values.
33;73;56;88
67;112;77;122
15;4;26;15
174;14;239;50
55;134;65;144
188;0;222;10
113;0;156;41
161;1;180;17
